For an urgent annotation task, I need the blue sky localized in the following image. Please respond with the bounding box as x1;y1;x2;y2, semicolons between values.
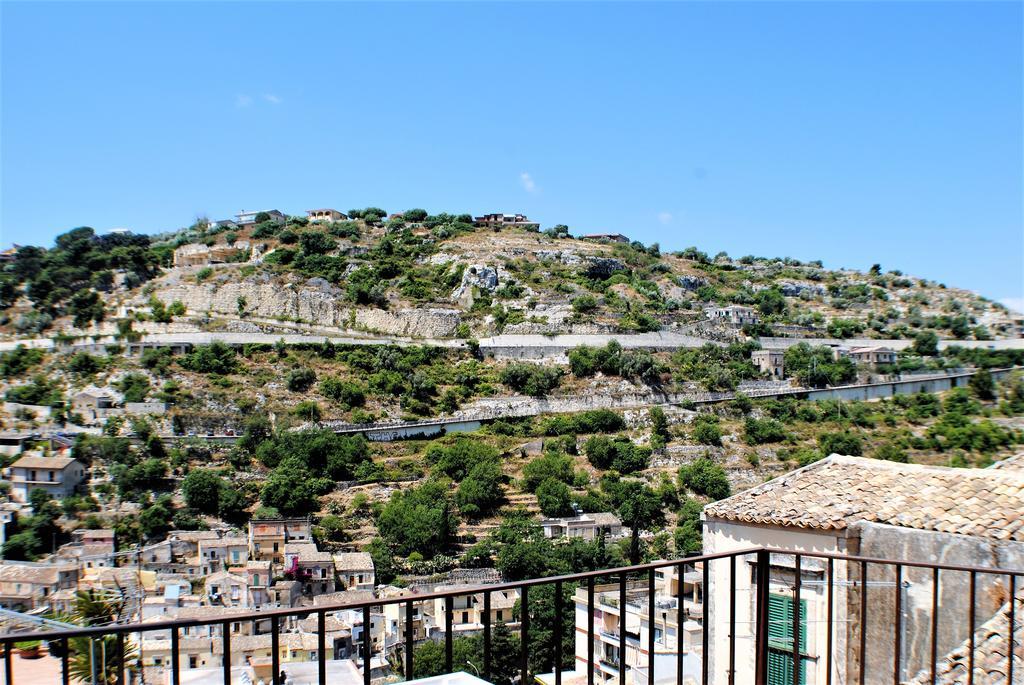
2;1;1021;308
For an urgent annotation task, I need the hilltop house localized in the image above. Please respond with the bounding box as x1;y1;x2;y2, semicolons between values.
706;305;759;327
7;453;85;503
473;213;540;231
751;349;785;379
701;454;1024;685
580;233;630;244
848;345;897;366
235;209;286;227
306;209;347;223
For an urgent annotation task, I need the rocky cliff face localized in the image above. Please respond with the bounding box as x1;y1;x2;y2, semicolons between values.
140;274;462;338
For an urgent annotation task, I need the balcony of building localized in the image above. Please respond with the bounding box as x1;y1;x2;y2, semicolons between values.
0;547;1020;685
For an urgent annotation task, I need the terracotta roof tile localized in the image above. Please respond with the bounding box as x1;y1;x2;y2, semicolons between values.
703;455;1024;542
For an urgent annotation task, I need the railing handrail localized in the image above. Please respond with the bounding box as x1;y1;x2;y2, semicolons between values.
0;547;763;642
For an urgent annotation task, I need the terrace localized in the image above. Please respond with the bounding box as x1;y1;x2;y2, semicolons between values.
0;547;1020;685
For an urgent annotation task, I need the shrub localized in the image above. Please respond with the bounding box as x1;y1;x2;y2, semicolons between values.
584;436;651;474
818;431;862;457
500;363;562;397
522;452;576;492
691;414;723;446
536;478;574;517
319;377;366;409
678;458;731;500
742;417;788;445
286;367;317;392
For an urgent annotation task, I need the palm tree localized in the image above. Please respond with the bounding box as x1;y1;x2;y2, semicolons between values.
65;590;138;685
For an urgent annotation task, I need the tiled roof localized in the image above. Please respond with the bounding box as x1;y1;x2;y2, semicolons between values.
703;455;1024;542
10;454;76;469
990;452;1024;472
906;590;1023;684
333;552;374;571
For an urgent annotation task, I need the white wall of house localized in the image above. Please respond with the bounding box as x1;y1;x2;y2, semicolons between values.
702;518;853;685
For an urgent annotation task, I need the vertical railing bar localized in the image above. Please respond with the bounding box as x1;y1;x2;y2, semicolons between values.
619;572;627;685
893;565;903;685
930;567;939;685
270;616;279;685
363;604;372;685
61;637;70;685
968;571;976;685
792;554;801;685
676;563;684;685
223;620;232;685
445;596;454;674
729;555;736;685
4;640;12;685
405;600;415;681
521;585;530;685
587;577;595;685
483;591;492;682
826;558;834;685
647;568;655;685
859;560;867;685
555;579;564;685
754;551;770;685
702;560;710;685
1008;574;1017;685
171;626;181;685
116;631;125;685
317;610;326;685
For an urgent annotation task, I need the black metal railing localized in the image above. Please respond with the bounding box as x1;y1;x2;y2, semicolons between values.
0;546;1020;685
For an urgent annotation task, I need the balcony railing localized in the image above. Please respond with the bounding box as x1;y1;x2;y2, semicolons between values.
0;546;1021;685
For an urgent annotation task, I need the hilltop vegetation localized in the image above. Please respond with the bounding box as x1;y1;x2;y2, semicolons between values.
0;210;1017;341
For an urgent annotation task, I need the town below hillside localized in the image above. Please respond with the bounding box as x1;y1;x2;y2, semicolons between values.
0;207;1022;685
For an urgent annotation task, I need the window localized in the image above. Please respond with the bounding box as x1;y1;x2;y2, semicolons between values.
462;611;469;624
496;610;503;622
767;594;808;685
189;657;197;669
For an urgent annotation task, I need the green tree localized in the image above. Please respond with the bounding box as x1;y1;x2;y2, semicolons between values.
678;458;731;500
818;431;862;457
260;457;323;516
969;369;995;400
616;480;666;563
649;407;670;448
181;469;224;514
912;331;940;356
783;343;857;388
536;478;574;517
377;480;458;558
286;367;317;392
116;373;150;403
456;460;504;518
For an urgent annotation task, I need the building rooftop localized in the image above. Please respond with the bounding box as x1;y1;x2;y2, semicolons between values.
907;589;1023;684
703;454;1024;542
9;454;77;470
333;552;374;571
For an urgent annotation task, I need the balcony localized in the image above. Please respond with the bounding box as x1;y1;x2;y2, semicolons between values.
0;547;1020;685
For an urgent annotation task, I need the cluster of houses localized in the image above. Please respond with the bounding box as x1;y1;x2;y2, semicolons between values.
0;448;1020;685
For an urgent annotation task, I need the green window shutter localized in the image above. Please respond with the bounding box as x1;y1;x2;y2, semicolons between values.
767;594;808;685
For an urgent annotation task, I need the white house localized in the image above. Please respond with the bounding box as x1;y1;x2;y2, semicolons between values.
7;453;85;503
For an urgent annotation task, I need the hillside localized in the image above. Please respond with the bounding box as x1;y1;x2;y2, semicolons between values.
0;209;1022;571
1;209;1018;342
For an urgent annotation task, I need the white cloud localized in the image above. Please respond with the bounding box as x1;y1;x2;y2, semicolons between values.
520;172;537;193
235;94;253;108
262;93;282;105
657;211;673;225
1000;297;1024;314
